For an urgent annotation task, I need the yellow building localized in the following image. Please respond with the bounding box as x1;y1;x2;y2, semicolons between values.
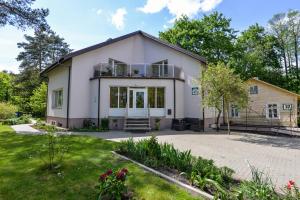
230;78;300;127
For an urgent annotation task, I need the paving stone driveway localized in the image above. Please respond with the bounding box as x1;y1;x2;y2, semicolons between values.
89;130;300;188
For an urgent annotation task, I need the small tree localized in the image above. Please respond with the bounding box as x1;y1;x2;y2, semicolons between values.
201;63;249;134
29;82;47;117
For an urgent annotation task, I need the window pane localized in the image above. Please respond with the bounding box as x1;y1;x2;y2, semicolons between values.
136;92;144;108
110;87;118;108
119;87;127;108
148;87;155;108
157;88;165;108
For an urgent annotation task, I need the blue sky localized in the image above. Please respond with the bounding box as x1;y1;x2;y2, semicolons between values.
0;0;299;73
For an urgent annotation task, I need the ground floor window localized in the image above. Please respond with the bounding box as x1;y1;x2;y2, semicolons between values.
52;89;63;108
267;104;279;118
147;87;165;108
110;87;127;108
230;105;239;118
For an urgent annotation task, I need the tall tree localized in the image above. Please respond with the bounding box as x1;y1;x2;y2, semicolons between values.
159;12;236;64
17;26;71;72
229;24;284;87
201;63;249;134
0;0;48;30
15;26;71;113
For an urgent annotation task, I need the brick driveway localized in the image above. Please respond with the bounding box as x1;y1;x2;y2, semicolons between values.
90;130;300;188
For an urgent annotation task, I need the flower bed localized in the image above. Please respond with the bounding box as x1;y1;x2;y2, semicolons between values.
116;136;300;200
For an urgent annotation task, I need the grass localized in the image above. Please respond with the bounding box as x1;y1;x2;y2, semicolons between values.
0;124;201;200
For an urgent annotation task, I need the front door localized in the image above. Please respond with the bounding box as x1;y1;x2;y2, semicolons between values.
128;88;148;117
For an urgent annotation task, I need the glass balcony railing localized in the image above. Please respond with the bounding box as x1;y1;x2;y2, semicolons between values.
93;63;182;79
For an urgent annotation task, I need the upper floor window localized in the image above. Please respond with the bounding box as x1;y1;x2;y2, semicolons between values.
266;104;279;119
250;85;258;94
152;60;168;77
52;89;63;109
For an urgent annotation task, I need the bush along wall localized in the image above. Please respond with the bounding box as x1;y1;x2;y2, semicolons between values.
116;136;300;200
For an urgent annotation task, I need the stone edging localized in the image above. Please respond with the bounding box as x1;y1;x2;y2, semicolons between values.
111;151;214;200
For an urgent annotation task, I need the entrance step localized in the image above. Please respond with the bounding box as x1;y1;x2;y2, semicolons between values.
124;117;151;132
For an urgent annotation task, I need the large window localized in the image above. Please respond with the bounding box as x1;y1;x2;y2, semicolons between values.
110;87;127;108
147;87;165;108
52;89;63;108
267;104;279;119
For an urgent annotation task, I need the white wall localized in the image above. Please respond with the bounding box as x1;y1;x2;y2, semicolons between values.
47;61;70;118
53;34;204;120
93;78;179;119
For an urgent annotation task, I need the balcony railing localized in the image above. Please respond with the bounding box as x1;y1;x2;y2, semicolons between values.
93;63;182;79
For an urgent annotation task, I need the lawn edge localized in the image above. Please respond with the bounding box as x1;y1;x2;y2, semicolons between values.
111;151;214;200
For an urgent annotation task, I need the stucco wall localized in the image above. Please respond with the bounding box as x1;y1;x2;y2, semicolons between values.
47;61;71;118
90;78;182;119
48;34;204;126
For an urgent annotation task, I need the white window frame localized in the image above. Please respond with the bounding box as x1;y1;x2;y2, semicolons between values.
109;86;128;108
266;103;280;119
52;89;63;109
230;105;240;118
249;85;258;95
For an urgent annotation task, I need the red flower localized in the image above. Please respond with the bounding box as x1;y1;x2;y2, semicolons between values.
106;169;113;176
289;180;295;186
116;171;126;181
287;183;292;190
99;173;108;182
121;168;128;174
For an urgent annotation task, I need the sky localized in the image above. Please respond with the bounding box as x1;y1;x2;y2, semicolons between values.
0;0;300;73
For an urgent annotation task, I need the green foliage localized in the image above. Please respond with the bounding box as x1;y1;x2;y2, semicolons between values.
238;167;278;200
2;114;31;125
0;102;17;119
159;12;236;64
201;63;249;133
33;120;59;132
0;71;13;102
229;24;284;86
0;0;49;30
117;136;235;197
97;168;130;200
101;118;109;130
29;82;47;117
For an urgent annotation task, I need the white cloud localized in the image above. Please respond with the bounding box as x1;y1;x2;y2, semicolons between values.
96;9;102;15
163;24;169;29
111;8;127;30
138;0;223;21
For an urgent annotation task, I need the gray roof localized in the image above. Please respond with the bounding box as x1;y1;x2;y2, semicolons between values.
41;30;206;76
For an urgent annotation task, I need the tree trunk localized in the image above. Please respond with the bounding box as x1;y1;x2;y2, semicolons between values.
226;105;230;135
282;47;288;78
216;109;221;131
294;36;299;92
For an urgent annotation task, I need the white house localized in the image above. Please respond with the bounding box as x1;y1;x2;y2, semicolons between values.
41;30;213;130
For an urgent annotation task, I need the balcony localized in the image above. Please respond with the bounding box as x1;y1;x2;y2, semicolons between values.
93;63;183;79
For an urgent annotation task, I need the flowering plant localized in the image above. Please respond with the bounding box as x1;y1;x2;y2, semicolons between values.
283;180;300;200
97;168;129;200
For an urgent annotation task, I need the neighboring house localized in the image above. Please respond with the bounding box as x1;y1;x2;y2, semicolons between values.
41;30;210;130
229;78;300;127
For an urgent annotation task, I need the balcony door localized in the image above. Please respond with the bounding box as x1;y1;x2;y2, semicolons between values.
128;88;148;117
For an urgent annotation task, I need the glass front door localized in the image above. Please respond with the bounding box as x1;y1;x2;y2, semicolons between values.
128;88;147;117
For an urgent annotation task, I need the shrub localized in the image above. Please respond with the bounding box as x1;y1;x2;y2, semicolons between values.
2;114;32;125
101;118;109;130
97;168;130;200
0;102;17;120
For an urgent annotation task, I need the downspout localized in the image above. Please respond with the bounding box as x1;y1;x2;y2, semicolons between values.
45;78;49;119
98;78;101;128
173;79;176;119
66;65;72;129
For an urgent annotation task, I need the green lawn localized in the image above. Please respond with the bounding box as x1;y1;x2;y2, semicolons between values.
0;125;201;200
